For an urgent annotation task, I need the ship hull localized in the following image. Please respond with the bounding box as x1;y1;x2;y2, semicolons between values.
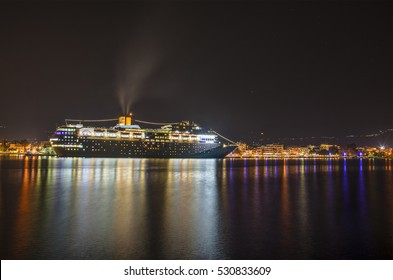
53;138;236;158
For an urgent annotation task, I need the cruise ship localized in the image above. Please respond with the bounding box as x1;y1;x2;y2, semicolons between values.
50;115;237;158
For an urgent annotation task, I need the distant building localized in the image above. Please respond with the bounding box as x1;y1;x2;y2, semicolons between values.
320;144;333;151
286;146;310;157
261;144;284;156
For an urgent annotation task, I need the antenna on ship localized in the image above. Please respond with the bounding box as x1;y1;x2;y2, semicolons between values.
65;118;118;125
134;119;177;126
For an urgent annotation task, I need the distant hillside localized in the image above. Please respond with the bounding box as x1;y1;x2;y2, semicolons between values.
250;129;393;147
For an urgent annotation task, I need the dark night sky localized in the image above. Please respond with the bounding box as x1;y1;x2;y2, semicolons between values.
0;0;392;141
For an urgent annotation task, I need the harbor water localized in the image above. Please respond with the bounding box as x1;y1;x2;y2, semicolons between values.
1;157;392;259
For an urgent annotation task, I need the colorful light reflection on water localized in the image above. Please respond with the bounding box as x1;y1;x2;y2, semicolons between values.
1;157;392;259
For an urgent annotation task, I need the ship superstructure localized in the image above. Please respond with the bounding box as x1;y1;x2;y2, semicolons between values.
50;115;237;158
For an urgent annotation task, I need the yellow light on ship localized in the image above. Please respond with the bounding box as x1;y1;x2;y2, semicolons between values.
119;116;126;125
125;115;132;125
119;114;132;125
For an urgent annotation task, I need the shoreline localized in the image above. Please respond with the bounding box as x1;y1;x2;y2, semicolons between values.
0;153;391;160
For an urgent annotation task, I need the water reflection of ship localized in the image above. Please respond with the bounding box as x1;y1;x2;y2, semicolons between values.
50;114;237;158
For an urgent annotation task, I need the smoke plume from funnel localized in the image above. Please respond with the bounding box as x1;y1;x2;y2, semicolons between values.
115;5;173;115
116;45;160;114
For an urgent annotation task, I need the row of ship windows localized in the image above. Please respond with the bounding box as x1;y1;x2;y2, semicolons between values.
90;149;145;153
80;142;210;147
64;145;204;150
61;141;215;149
76;146;206;152
63;148;210;155
86;147;205;151
63;146;211;152
78;139;214;144
77;142;211;148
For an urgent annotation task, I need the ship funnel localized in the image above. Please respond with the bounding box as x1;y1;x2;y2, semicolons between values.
119;114;132;126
